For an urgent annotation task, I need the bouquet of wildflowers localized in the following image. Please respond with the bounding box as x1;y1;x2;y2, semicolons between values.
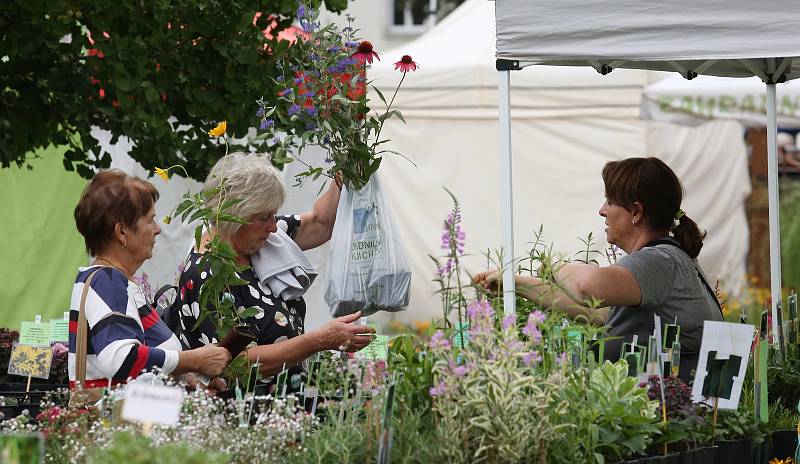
257;5;418;191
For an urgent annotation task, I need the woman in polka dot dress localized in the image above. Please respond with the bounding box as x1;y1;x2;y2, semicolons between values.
170;153;375;389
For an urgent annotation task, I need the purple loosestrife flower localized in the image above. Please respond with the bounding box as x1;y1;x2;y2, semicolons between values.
288;104;301;116
522;351;542;367
429;380;447;397
530;310;546;324
449;360;471;378
466;299;494;320
429;330;451;351
522;322;542;344
502;315;516;331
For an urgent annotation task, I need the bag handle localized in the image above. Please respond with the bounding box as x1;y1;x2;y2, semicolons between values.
76;267;104;385
643;238;724;318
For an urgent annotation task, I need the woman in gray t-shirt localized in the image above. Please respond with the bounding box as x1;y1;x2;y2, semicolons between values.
474;157;722;381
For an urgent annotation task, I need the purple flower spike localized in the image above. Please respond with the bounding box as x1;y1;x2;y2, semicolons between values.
502;315;516;331
430;330;451;351
522;351;542;367
429;380;447;397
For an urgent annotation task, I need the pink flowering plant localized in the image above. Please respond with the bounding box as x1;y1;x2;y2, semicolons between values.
257;5;418;190
431;189;468;331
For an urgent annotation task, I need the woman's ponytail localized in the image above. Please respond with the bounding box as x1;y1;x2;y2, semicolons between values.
672;212;706;259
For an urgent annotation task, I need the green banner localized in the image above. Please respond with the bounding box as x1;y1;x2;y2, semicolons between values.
0;146;88;330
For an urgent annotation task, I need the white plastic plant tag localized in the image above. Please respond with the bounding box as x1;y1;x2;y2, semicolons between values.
121;383;184;426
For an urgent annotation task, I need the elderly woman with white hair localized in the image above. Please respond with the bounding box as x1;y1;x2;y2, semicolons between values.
170;152;374;387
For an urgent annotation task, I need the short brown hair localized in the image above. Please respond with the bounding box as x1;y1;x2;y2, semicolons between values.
74;169;159;256
602;157;706;258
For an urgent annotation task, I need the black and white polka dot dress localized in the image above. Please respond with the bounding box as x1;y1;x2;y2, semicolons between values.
173;215;307;367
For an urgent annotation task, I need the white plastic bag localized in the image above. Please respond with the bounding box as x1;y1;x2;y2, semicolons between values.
324;174;411;317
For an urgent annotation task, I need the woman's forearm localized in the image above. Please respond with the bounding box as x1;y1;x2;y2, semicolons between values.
515;271;608;325
245;331;324;377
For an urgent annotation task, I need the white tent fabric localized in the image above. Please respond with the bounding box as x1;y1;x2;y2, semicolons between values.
494;0;797;340
362;0;750;324
495;0;800;79
642;75;800;127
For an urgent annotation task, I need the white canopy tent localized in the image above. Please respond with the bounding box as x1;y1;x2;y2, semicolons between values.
642;74;800;128
363;0;750;324
494;0;800;345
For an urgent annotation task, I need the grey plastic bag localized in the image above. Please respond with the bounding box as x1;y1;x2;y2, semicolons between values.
324;174;411;317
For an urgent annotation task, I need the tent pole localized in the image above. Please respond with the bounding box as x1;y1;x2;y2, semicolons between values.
766;82;782;348
498;70;516;316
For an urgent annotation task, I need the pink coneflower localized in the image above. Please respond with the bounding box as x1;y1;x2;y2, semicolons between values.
351;41;380;64
393;55;418;72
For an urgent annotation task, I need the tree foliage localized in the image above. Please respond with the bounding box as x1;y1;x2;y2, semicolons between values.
0;0;347;180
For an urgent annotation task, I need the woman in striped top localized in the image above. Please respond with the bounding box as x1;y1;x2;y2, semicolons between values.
70;170;230;389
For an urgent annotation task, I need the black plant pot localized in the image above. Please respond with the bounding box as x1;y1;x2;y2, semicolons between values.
650;452;680;464
694;446;717;464
770;430;797;461
751;436;770;464
716;438;752;463
219;326;257;359
677;448;695;464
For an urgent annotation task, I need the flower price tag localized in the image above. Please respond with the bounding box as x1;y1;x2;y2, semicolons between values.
19;321;51;347
453;321;470;348
356;335;390;361
8;343;52;379
121;383;184;426
49;318;69;343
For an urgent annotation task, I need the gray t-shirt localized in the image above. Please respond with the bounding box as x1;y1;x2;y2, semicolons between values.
604;241;723;378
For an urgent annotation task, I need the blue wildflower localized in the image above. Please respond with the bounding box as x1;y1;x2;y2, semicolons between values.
272;136;281;144
260;118;274;130
256;107;265;117
306;106;317;116
305;121;317;131
296;5;306;20
345;41;359;48
276;75;284;83
294;77;304;85
326;46;342;53
288;104;301;116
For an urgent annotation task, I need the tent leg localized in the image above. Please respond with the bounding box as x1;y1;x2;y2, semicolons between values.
498;70;516;316
766;83;783;348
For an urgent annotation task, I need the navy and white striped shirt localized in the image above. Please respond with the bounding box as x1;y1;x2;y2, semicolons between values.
68;266;181;388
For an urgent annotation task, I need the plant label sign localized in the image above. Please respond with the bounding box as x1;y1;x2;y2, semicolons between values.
8;343;52;379
19;321;51;347
691;321;754;410
121;383;184;426
356;335;390;361
49;319;69;343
